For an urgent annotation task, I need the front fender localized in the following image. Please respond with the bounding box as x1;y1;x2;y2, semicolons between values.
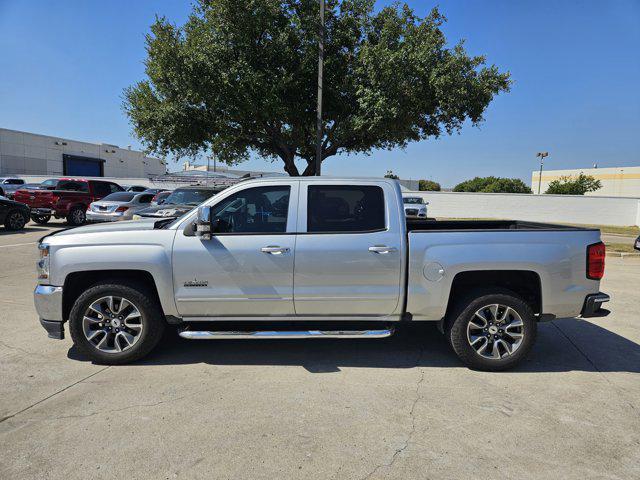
47;232;178;317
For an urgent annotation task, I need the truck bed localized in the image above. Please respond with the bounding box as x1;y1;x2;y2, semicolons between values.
406;219;596;232
405;221;602;321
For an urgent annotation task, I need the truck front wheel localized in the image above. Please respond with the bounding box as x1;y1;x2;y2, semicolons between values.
69;281;166;364
31;214;51;224
446;289;537;371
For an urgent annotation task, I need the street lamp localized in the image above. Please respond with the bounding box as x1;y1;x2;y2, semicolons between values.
536;152;549;194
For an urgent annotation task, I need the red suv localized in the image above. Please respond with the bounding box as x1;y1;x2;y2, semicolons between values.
13;178;123;226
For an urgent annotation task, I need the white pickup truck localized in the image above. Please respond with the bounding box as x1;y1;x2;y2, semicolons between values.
34;177;610;370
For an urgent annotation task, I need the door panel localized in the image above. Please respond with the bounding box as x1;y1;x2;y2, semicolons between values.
293;231;402;315
172;182;298;317
172;234;296;317
293;183;403;316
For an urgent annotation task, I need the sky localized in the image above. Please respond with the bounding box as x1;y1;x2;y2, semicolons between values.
0;0;639;187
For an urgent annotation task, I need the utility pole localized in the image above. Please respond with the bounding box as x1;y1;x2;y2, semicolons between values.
536;152;549;194
206;154;211;185
315;0;325;176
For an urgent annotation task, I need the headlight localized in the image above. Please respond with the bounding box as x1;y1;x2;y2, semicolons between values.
37;243;50;280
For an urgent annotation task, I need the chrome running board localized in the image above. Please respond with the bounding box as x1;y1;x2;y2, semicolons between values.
178;328;394;340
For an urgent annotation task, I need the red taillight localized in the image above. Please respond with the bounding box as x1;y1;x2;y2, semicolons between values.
115;206;129;212
587;242;605;280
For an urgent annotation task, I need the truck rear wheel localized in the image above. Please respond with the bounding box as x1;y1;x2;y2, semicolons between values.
446;289;537;371
67;207;86;226
31;214;51;224
69;281;166;364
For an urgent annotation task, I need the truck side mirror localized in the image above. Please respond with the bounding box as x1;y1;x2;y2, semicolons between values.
195;206;212;240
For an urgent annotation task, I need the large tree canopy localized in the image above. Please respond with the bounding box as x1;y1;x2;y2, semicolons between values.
124;0;511;176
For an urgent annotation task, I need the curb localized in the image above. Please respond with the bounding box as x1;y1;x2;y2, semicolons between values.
606;251;640;259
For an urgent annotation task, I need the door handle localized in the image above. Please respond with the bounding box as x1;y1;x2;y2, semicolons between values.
261;246;290;255
368;245;397;254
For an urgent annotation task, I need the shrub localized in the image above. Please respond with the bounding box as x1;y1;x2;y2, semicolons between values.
418;180;441;191
453;176;532;193
545;173;602;195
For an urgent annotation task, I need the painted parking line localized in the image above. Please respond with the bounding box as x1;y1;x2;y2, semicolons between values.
0;241;37;248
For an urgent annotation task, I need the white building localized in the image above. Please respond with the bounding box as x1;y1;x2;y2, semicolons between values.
0;128;166;178
531;165;640;197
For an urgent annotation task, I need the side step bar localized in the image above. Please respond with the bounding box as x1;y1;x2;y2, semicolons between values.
178;328;394;340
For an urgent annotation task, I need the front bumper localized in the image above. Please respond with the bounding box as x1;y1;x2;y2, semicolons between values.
34;285;65;339
580;292;610;318
86;211;127;222
31;207;54;216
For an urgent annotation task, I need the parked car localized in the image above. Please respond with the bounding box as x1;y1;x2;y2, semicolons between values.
142;188;169;195
86;191;156;222
0;177;26;198
13;178;124;226
0;195;30;231
34;177;609;371
403;196;428;219
635;235;640;251
134;186;224;219
150;190;171;206
124;185;148;193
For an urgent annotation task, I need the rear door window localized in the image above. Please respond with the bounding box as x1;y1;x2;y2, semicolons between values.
307;185;385;233
57;180;89;192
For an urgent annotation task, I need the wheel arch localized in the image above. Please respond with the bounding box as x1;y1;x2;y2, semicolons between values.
62;270;163;321
444;270;542;325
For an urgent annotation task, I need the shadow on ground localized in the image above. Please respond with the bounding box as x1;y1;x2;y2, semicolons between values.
68;319;640;374
0;225;66;236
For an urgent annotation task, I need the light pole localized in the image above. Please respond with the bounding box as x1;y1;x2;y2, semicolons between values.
315;0;325;176
536;152;549;194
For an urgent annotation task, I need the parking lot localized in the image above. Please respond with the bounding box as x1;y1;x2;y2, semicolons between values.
1;221;639;480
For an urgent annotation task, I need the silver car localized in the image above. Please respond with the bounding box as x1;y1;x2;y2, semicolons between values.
86;192;155;222
403;196;428;219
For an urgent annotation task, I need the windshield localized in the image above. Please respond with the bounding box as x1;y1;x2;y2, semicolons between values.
163;189;217;206
403;197;423;205
102;192;136;202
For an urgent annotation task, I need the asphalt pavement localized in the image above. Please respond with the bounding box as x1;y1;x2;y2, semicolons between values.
1;222;639;480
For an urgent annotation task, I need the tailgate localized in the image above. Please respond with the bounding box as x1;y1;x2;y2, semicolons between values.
13;189;57;208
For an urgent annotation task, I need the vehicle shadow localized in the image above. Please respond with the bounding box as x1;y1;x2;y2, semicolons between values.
68;320;640;374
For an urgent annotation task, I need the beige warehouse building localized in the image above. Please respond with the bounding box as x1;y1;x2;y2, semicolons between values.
0;128;166;178
531;166;640;197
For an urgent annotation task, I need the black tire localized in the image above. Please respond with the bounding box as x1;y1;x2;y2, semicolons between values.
31;214;51;224
446;288;537;371
4;209;28;231
67;206;86;226
69;280;166;364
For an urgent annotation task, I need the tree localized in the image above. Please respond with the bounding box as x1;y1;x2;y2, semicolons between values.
384;170;399;179
419;179;441;191
545;174;602;195
124;0;511;176
453;176;532;193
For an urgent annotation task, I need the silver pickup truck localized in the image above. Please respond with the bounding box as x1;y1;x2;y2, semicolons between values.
34;177;610;371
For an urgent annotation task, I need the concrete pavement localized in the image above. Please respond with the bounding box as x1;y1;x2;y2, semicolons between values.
0;223;639;479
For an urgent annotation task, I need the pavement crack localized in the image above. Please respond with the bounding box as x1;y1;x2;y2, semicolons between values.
52;391;202;420
0;366;110;424
0;340;41;357
360;345;426;480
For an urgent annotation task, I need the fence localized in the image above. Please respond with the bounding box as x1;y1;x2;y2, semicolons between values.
405;190;640;226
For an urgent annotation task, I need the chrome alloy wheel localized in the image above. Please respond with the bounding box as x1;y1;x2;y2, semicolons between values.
466;304;524;360
82;296;144;353
72;209;85;224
